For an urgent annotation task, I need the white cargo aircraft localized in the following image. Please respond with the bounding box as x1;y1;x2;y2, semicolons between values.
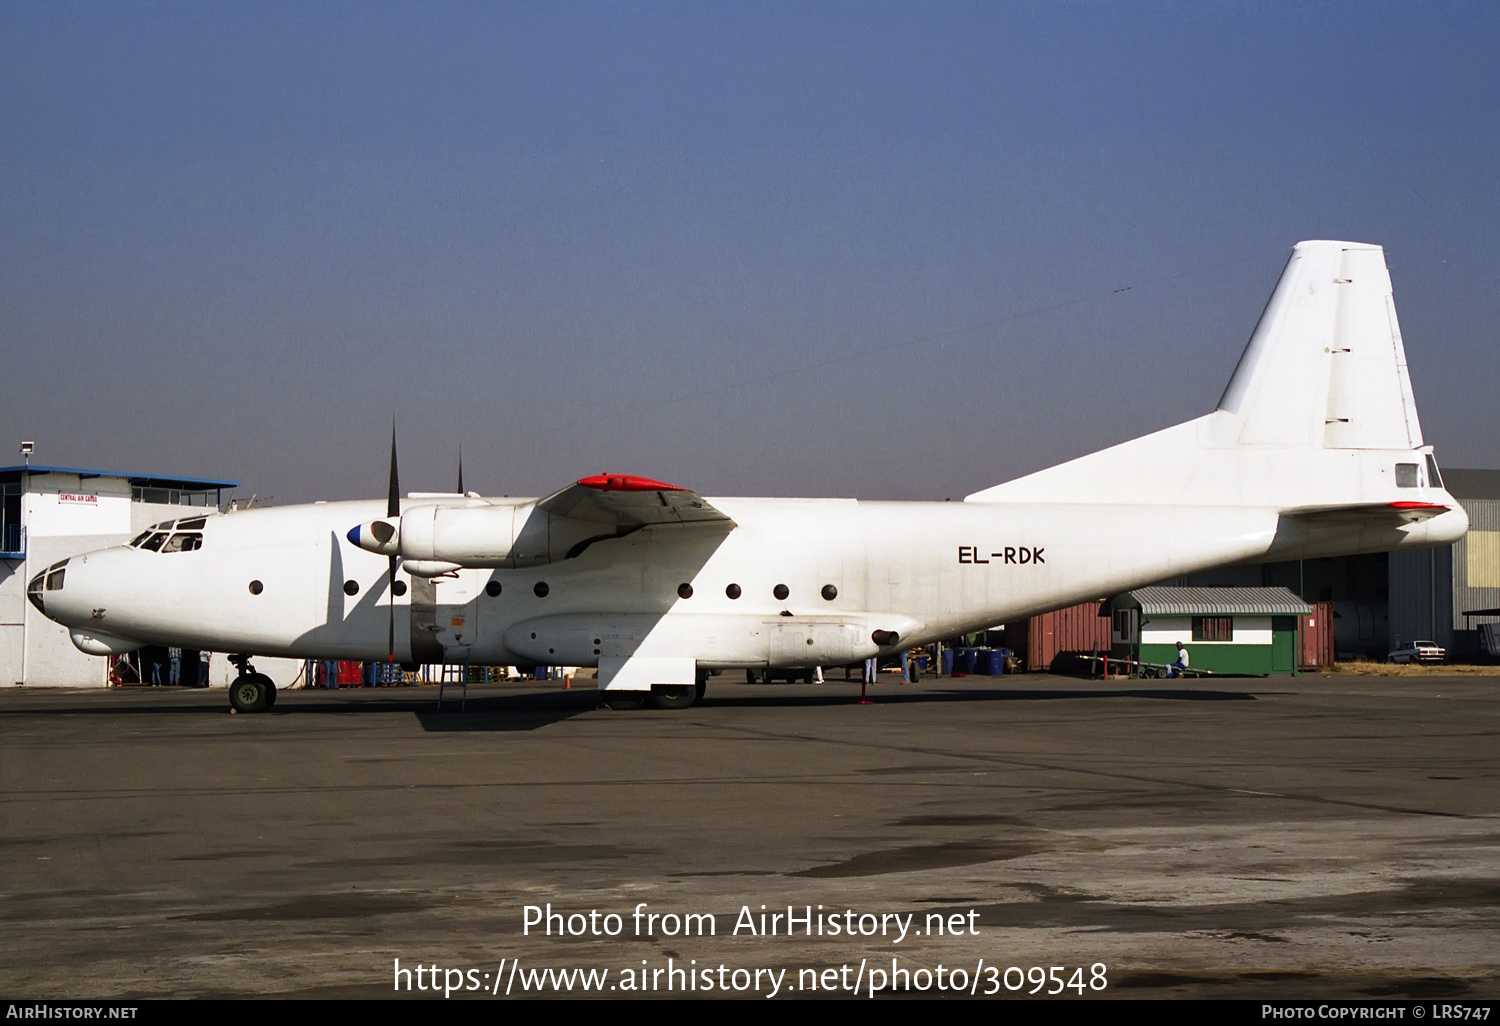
31;241;1468;712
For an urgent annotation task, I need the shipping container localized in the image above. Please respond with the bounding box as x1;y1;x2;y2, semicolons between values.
1300;600;1335;670
1007;600;1113;672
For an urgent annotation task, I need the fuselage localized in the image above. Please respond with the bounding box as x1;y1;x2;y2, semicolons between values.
31;491;1466;672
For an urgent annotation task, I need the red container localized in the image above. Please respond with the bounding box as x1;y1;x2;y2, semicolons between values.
1300;601;1335;669
1009;601;1114;671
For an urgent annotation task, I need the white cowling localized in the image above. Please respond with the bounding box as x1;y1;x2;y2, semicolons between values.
398;504;525;564
393;501;601;568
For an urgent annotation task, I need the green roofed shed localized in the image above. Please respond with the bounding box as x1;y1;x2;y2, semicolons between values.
1110;586;1311;675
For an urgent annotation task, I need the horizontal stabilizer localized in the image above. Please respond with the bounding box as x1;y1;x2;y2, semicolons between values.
1286;501;1450;525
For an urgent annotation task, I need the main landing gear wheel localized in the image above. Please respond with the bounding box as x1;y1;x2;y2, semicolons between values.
602;691;646;711
229;673;275;714
649;684;698;710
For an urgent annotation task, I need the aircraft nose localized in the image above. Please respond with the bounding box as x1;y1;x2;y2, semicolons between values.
26;559;70;617
27;554;112;629
26;569;48;614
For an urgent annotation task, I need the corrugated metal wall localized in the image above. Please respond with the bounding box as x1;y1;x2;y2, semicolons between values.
1014;601;1113;671
1451;495;1500;659
1301;601;1335;669
1389;545;1454;650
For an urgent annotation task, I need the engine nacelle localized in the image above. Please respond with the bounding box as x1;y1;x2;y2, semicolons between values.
349;501;603;569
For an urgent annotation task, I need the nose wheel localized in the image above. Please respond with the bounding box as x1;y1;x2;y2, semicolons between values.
227;655;276;713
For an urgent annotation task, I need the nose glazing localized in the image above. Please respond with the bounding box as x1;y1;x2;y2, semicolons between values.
26;559;69;615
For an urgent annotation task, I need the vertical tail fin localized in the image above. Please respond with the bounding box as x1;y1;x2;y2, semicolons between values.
968;240;1438;509
1216;240;1423;450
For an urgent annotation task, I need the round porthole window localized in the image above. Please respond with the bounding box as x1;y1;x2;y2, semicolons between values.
485;581;502;597
726;583;741;599
534;581;549;598
343;579;359;596
392;580;407;597
678;582;693;599
248;580;263;595
821;584;837;601
773;584;789;601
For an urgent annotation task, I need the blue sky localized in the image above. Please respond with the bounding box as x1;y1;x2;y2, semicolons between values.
3;2;1497;502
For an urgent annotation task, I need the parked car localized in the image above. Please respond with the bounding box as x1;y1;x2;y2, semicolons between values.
1388;640;1446;664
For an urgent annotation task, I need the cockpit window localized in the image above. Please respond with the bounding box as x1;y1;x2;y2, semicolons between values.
176;517;206;530
140;532;167;552
45;567;66;591
1426;454;1444;490
162;533;202;553
130;531;152;547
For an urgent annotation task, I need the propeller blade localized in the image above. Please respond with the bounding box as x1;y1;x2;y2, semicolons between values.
388;420;401;520
388;419;399;663
456;445;464;496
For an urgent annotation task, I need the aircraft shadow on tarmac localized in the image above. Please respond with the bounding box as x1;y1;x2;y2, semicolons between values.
411;689;600;731
0;687;599;732
402;683;1265;729
0;682;1262;733
698;684;1261;709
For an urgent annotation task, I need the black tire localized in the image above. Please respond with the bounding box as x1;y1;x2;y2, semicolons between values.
602;691;646;711
229;674;272;714
746;669;760;685
648;684;698;710
695;680;707;701
1155;667;1168;679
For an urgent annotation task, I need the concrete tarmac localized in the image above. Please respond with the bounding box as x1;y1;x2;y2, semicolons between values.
1;673;1497;999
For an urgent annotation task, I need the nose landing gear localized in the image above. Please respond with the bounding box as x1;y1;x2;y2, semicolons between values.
227;654;276;714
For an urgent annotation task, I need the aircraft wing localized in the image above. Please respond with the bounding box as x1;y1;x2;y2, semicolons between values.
1285;501;1451;525
537;474;735;528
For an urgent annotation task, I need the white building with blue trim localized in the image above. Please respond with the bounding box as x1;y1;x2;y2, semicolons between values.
1;464;236;686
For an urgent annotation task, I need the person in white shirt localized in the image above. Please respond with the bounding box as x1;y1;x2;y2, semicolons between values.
1170;642;1190;677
